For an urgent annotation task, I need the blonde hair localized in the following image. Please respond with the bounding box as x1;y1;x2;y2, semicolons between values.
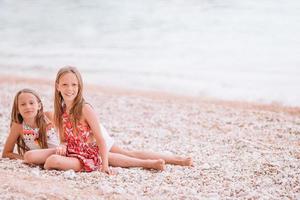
11;88;48;155
54;66;85;141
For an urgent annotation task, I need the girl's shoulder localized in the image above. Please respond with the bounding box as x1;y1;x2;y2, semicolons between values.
44;111;55;128
82;103;94;115
44;111;54;121
82;103;98;122
83;102;93;109
10;121;23;134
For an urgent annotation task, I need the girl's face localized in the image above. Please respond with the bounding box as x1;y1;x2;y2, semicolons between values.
57;72;79;103
18;92;41;121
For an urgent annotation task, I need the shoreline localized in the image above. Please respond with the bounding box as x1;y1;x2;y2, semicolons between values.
1;75;299;116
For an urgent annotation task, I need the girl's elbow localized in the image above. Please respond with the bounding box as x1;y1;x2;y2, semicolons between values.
2;150;20;160
2;151;11;159
2;152;7;158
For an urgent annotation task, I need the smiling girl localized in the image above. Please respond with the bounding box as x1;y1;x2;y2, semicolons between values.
2;89;59;165
44;66;192;174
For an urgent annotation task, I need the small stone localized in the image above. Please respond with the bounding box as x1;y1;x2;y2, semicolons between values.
201;163;210;170
63;170;77;179
98;184;114;194
31;167;40;176
114;186;126;194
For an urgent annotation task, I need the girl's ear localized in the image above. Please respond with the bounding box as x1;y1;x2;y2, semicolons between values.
56;83;59;91
56;83;62;94
38;102;42;110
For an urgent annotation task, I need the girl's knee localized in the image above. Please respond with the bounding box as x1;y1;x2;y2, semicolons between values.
44;154;62;170
23;151;35;164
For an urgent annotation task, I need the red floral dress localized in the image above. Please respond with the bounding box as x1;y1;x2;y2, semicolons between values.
63;112;101;172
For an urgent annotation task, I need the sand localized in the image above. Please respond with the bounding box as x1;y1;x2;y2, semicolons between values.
0;75;299;200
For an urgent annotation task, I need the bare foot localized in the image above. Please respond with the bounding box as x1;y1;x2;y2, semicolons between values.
178;157;193;166
145;159;165;171
186;157;193;166
154;159;166;171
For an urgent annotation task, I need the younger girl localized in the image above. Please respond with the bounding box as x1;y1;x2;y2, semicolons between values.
2;89;59;165
44;66;192;174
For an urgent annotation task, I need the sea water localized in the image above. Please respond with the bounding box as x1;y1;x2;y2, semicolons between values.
0;0;299;106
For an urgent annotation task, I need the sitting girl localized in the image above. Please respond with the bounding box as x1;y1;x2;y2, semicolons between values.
2;89;59;165
44;66;192;174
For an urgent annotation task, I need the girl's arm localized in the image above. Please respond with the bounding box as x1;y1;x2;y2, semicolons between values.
45;111;67;155
82;104;110;174
2;122;23;159
44;111;54;122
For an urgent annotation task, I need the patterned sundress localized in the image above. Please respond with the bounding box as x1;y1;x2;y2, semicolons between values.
62;112;101;172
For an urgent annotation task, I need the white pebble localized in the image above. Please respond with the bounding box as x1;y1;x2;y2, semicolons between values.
201;163;211;170
63;169;77;179
31;167;40;176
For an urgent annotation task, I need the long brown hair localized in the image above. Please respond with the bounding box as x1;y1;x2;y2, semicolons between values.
54;66;85;142
11;88;48;155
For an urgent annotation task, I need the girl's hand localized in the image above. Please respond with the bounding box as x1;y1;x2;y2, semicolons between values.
100;166;116;175
56;144;66;156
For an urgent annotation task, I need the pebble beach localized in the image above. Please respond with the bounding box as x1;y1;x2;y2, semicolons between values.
0;76;299;200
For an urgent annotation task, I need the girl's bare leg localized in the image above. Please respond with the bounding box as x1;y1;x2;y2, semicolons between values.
44;154;82;172
23;148;56;165
108;152;165;171
110;145;193;166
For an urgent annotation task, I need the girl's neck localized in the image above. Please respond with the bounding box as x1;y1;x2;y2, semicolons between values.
23;118;37;128
64;101;73;114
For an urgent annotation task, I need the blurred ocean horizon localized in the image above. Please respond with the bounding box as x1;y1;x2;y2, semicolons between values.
0;0;299;106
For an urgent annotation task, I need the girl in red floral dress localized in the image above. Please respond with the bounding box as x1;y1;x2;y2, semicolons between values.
60;110;102;172
44;66;112;174
44;66;192;174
